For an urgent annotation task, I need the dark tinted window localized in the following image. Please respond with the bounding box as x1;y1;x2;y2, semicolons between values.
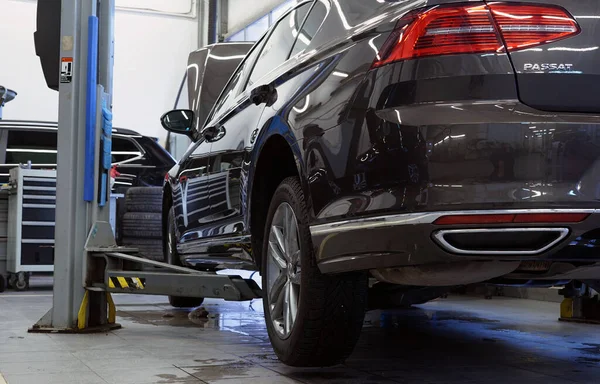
210;38;268;120
6;130;57;165
247;3;311;87
112;136;142;163
211;70;244;118
290;1;328;57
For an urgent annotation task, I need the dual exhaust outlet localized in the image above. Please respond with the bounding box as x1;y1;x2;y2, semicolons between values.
431;212;588;256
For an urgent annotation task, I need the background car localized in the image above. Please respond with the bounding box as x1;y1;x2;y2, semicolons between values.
0;120;175;190
0;119;176;250
161;0;600;367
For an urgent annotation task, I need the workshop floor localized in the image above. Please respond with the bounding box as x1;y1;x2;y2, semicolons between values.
1;281;600;384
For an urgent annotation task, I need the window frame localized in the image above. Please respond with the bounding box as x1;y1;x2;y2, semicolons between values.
289;0;330;58
203;36;270;126
0;129;8;164
111;134;146;166
2;128;147;168
5;128;59;167
241;1;315;92
224;0;298;43
204;0;316;127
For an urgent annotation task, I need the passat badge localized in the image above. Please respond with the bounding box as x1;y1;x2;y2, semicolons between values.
524;63;574;72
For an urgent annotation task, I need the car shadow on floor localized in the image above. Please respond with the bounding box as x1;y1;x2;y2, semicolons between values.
121;297;600;384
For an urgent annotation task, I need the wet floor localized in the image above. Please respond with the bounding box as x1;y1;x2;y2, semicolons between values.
1;288;600;383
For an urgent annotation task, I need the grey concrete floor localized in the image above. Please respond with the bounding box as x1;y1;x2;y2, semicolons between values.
1;281;600;384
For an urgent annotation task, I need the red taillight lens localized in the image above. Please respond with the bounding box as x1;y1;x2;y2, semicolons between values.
434;214;515;225
488;3;580;51
373;2;580;68
512;213;590;224
433;213;590;225
373;4;502;68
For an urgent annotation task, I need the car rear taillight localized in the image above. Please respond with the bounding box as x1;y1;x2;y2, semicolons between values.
487;3;580;52
372;2;580;68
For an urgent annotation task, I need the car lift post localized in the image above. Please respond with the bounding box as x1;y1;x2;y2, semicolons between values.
30;0;261;333
559;281;600;325
30;0;118;332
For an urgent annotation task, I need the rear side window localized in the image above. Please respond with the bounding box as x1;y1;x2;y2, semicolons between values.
112;136;142;163
247;3;312;87
212;69;245;118
209;37;269;121
290;1;329;57
6;130;57;165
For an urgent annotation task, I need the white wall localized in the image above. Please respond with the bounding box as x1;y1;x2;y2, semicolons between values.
0;1;57;123
112;10;197;143
0;0;199;144
227;0;290;34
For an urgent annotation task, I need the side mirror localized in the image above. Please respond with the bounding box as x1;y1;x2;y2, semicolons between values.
160;110;196;139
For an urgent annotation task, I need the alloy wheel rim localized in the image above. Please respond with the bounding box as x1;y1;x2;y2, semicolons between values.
266;202;301;339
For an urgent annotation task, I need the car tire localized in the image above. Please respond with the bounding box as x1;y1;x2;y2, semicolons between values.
121;237;164;262
126;187;163;213
165;207;204;308
261;177;368;367
121;212;162;238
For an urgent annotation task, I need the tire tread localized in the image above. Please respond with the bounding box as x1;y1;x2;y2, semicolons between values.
263;177;367;367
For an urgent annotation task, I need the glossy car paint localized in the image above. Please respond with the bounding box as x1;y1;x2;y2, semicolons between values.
165;0;600;277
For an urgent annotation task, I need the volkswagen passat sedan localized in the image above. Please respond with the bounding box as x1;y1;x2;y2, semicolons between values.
161;0;600;367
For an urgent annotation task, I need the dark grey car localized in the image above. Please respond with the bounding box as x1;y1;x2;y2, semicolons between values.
160;0;600;366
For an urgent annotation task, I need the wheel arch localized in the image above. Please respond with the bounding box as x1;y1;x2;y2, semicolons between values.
246;119;310;269
162;182;174;255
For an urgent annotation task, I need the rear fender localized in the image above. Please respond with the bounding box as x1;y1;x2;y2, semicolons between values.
243;115;308;232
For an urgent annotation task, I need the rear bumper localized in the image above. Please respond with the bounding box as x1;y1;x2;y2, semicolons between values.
310;209;600;275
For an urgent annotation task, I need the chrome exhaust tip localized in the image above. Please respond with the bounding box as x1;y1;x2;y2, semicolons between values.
432;228;570;255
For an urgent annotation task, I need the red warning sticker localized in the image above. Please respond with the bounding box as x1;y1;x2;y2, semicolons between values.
61;57;73;83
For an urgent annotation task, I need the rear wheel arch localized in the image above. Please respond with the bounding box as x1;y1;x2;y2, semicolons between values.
248;134;309;269
162;183;174;255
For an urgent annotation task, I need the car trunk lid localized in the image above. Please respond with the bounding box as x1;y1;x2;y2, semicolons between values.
488;0;600;113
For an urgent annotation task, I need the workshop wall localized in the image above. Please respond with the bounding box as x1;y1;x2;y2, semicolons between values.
0;0;198;145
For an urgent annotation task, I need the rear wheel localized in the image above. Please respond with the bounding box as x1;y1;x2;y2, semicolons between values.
166;207;204;308
262;177;368;367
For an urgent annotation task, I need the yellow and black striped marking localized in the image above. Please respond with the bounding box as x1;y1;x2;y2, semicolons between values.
108;276;146;290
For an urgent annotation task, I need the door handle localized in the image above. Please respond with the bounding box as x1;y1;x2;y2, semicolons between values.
250;84;278;107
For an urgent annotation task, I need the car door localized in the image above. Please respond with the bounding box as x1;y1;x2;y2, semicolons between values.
203;2;314;239
172;44;253;245
172;139;212;242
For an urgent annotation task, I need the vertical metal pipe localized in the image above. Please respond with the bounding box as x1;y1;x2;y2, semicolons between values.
98;0;115;102
208;0;218;44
